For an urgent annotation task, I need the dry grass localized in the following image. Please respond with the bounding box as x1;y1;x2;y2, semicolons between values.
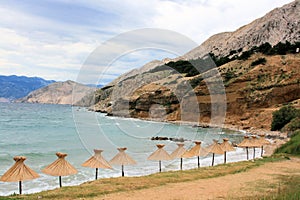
0;156;286;200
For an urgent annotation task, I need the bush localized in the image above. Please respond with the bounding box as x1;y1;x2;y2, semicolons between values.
275;130;300;155
285;117;300;132
271;105;299;131
251;58;266;66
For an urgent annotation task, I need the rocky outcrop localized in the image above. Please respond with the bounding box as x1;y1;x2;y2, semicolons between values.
17;80;95;105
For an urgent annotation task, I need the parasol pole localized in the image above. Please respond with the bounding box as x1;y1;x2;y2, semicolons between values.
224;151;227;164
95;168;98;180
197;156;200;168
159;160;161;172
59;176;62;188
212;153;215;166
253;147;256;159
180;158;183;170
121;165;124;177
261;146;264;157
19;181;22;195
246;147;249;160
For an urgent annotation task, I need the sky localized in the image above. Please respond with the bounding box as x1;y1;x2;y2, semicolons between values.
0;0;293;84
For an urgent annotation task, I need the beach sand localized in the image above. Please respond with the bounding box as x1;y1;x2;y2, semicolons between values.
98;157;300;200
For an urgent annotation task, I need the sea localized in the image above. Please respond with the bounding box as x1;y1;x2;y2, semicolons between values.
0;102;257;196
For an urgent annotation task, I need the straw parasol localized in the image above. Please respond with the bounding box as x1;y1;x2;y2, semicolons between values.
82;149;112;180
249;136;261;159
206;140;224;166
237;136;252;160
0;156;39;194
183;141;208;168
109;147;136;177
170;143;187;170
220;138;235;164
42;152;77;188
147;144;171;172
258;134;271;157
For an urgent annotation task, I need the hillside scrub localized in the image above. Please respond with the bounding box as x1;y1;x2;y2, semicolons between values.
271;105;300;131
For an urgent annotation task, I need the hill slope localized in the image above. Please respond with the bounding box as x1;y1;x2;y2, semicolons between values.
17;80;95;105
87;1;300;131
184;0;300;59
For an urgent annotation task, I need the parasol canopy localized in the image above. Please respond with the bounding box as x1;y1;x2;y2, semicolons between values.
0;156;39;182
148;144;171;161
82;149;112;180
42;152;77;176
147;144;171;172
220;138;235;164
183;141;208;168
206;140;224;166
170;143;187;170
0;156;39;194
82;149;112;169
109;148;136;177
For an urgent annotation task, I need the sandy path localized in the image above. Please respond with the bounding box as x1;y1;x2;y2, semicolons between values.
96;158;300;200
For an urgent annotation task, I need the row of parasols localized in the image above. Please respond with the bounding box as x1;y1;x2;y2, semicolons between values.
0;134;270;195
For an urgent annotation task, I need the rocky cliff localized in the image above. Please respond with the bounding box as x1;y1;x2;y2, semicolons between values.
88;1;300;130
17;80;95;105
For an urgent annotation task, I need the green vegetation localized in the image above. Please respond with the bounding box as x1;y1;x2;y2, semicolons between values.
251;57;266;66
275;130;300;155
210;41;300;67
271;105;300;131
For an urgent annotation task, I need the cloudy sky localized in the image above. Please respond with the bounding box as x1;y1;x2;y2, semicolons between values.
0;0;292;84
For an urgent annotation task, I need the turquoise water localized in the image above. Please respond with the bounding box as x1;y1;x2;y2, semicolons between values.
0;103;247;195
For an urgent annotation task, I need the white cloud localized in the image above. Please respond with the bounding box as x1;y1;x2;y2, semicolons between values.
0;0;293;84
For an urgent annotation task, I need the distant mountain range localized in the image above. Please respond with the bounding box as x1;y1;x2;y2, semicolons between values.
0;75;55;101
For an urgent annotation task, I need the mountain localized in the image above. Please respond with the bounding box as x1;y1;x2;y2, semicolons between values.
183;0;300;59
17;80;96;105
87;1;300;131
0;75;55;100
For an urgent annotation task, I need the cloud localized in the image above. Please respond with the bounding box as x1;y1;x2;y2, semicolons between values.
0;0;293;84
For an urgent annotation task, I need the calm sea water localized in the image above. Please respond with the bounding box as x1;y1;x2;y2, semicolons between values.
0;103;251;195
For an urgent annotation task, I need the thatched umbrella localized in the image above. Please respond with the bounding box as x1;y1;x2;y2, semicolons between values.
206;140;224;166
109;148;136;177
258;134;271;157
237;136;252;160
0;156;39;195
147;144;171;172
220;138;235;164
82;149;112;180
183;141;208;168
42;152;77;188
170;143;187;170
249;136;261;159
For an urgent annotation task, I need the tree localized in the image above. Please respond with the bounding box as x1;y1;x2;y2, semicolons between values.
271;105;299;131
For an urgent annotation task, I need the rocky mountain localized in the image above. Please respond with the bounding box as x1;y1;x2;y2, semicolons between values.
87;1;300;131
0;75;55;101
184;0;300;59
17;80;95;105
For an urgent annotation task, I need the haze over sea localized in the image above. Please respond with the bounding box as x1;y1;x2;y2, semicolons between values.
0;103;248;196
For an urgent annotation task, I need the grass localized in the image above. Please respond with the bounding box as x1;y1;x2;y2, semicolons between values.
234;174;300;200
0;156;286;200
275;130;300;155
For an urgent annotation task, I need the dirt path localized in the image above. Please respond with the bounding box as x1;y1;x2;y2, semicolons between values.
96;158;300;200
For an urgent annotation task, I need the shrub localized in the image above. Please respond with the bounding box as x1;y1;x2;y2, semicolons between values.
251;58;266;66
275;130;300;154
271;105;299;131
